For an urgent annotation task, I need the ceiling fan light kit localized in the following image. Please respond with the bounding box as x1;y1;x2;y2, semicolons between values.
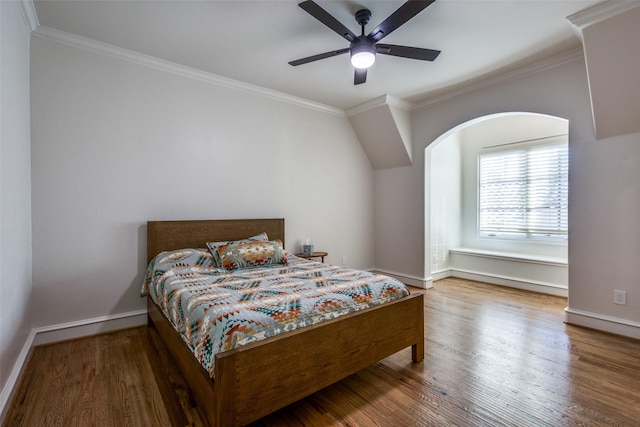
350;40;376;69
351;8;376;69
289;0;441;85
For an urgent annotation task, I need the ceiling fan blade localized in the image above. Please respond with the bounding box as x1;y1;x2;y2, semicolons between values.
289;48;349;66
368;0;436;43
376;44;441;61
354;68;367;85
298;1;357;43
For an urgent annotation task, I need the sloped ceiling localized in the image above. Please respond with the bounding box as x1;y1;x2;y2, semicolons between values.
568;2;640;140
347;96;413;169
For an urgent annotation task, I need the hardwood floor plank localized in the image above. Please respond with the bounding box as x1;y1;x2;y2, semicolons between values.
4;277;640;426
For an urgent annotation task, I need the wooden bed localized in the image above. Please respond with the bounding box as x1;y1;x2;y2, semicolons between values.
146;218;424;426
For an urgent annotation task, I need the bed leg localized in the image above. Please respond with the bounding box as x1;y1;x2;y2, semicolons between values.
411;293;425;363
412;341;424;363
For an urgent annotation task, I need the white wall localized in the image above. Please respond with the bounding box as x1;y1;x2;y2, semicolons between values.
30;37;375;328
429;132;461;274
566;129;640;336
0;0;33;416
375;53;640;336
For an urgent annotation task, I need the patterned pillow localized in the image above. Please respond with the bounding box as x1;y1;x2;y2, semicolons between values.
206;232;269;268
218;240;287;270
141;248;223;296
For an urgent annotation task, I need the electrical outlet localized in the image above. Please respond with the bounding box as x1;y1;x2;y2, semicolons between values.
613;290;627;305
342;256;347;265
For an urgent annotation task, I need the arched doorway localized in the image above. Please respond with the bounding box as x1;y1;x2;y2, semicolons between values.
425;112;569;296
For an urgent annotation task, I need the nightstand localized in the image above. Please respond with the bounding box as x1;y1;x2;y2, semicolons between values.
295;251;328;263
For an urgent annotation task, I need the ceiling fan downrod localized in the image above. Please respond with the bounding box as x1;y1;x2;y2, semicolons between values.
355;8;371;35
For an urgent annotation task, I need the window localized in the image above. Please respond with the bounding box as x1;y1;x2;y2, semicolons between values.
478;137;568;241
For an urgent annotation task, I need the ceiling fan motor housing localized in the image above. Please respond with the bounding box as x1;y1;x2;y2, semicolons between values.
355;9;372;27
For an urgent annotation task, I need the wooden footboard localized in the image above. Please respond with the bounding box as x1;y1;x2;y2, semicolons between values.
147;298;217;423
148;292;424;426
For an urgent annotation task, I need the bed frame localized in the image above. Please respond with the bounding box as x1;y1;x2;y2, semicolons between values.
146;218;424;426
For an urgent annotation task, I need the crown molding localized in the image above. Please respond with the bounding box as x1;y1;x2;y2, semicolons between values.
567;0;640;32
414;47;585;111
18;0;39;32
30;25;345;118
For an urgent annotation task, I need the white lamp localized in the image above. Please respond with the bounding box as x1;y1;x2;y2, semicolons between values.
350;42;376;69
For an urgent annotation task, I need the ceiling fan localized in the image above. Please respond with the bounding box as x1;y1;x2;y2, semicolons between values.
289;0;441;85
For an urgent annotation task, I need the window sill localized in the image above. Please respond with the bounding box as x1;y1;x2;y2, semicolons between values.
449;248;567;267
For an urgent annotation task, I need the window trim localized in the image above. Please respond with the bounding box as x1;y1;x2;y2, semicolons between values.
477;135;568;242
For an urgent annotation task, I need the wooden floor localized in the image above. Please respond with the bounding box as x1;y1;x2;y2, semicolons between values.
5;278;640;426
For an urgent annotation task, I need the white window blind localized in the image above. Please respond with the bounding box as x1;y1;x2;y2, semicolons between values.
479;140;568;240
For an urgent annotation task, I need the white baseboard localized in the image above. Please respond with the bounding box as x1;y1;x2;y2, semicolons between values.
449;268;568;297
0;329;36;424
0;309;148;423
372;269;433;289
564;307;640;339
32;309;148;346
431;268;451;281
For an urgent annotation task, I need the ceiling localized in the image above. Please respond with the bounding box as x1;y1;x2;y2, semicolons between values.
32;0;602;111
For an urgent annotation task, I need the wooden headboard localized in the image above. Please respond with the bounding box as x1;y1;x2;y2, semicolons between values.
146;218;285;263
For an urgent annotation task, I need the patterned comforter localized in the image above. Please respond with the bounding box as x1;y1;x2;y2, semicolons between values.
142;248;410;378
